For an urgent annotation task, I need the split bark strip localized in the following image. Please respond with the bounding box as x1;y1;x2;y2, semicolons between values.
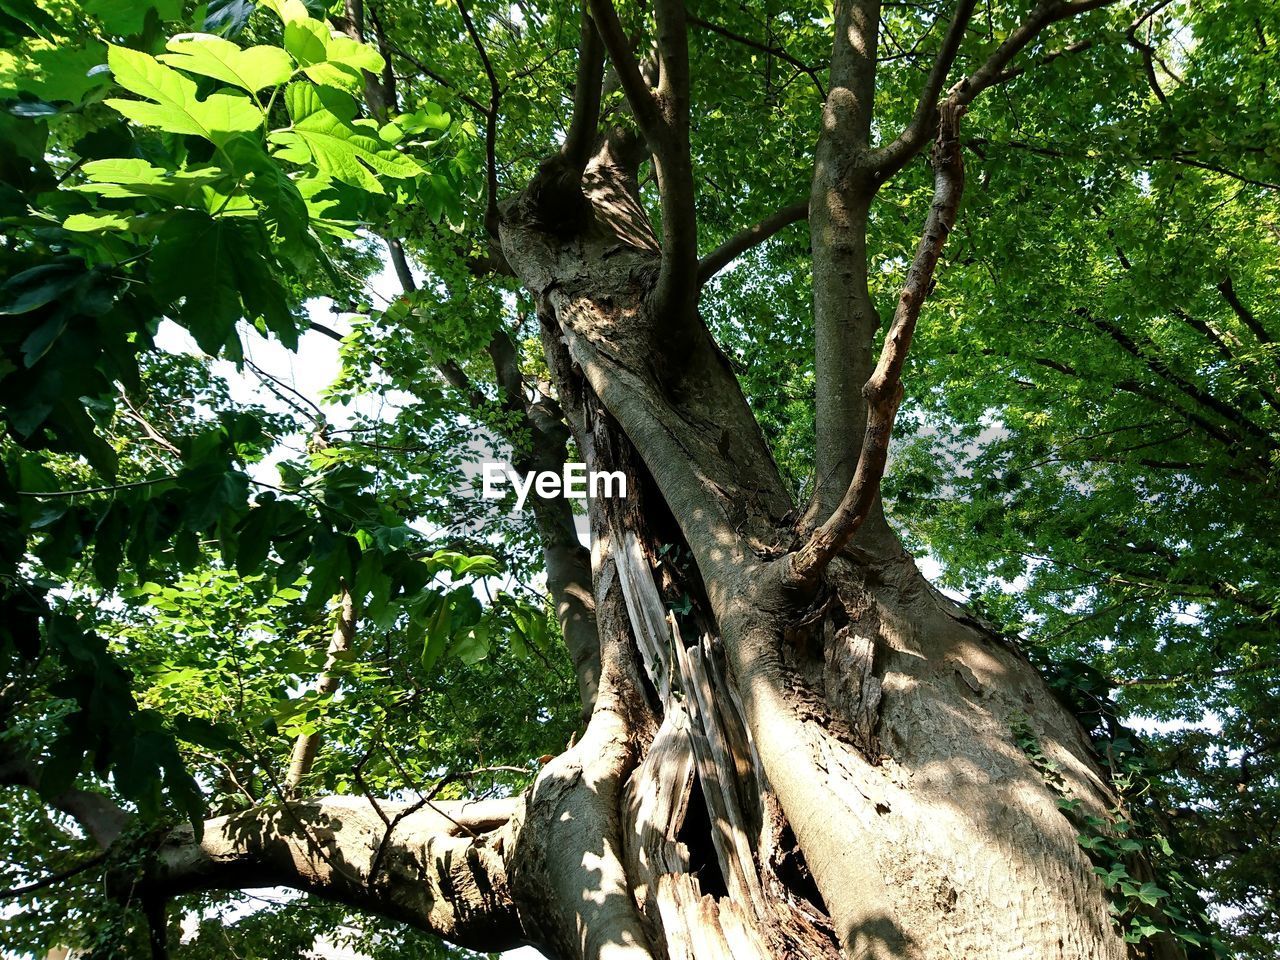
284;584;356;795
614;530;673;702
670;619;767;922
790;102;966;588
623;704;771;960
613;529;772;955
622;706;696;948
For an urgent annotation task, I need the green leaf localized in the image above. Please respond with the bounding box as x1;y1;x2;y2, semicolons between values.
1135;882;1170;906
272;82;420;193
0;0;58;39
259;0;309;25
282;18;328;67
159;34;295;93
0;260;84;315
203;0;258;37
20;315;70;366
62;211;133;232
151;211;244;353
419;594;452;673
86;0;183;35
73;158;227;201
103;45;264;145
450;621;491;665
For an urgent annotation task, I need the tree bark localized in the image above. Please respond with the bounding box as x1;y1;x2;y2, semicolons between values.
135;4;1155;956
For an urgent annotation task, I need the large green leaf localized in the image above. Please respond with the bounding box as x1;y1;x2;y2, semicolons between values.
271;82;420;193
72;157;227;201
151;212;244;353
203;0;257;37
159;34;294;94
103;45;264;145
281;16;384;93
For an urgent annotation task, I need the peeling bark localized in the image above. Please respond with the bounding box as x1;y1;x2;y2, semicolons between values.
76;5;1167;959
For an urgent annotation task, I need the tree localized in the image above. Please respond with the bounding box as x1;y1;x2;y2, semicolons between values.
0;0;1275;958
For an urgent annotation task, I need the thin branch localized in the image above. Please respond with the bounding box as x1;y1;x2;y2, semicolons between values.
951;0;1120;107
586;0;665;141
686;13;826;99
308;319;345;343
1218;275;1277;347
284;585;357;796
16;476;175;498
697;200;808;285
118;388;181;456
873;0;978;177
384;41;488;115
1169;154;1280;191
1119;656;1280;687
456;0;502;238
1081;311;1275;448
875;0;1122;178
789;103;967;587
0;852;108;899
993;37;1095;83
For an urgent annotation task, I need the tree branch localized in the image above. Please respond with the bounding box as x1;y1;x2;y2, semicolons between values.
1219;275;1277;348
284;585;357;796
686;13;826;99
561;10;605;172
586;0;665;142
790;103;966;588
872;0;977;177
588;0;699;324
952;0;1120;106
0;749;130;849
874;0;1121;179
384;40;489;115
456;0;502;239
151;797;523;953
697;200;808;286
652;0;699;322
488;329;600;718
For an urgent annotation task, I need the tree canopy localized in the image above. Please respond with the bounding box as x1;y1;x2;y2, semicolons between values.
0;0;1276;957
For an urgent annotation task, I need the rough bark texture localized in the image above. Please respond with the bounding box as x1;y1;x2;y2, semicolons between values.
48;3;1162;959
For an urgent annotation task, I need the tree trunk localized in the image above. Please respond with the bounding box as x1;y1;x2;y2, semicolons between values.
487;139;1132;960
150;80;1138;960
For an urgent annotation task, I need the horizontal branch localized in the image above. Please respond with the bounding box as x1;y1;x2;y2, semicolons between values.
153;796;522;953
0;749;129;849
697;200;808;286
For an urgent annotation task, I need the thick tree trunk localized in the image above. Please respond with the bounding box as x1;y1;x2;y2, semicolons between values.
141;148;1140;960
489;139;1134;960
145;65;1141;960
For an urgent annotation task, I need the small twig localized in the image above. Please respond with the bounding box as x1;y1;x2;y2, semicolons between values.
0;851;108;899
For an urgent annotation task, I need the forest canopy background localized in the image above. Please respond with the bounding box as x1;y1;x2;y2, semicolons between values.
0;0;1277;957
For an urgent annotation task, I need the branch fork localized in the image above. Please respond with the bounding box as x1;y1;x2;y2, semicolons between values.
790;100;967;589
